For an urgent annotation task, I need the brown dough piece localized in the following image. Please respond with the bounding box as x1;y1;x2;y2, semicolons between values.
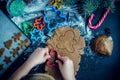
0;64;3;71
4;56;12;64
46;27;85;80
91;35;113;56
57;30;76;53
0;48;5;57
10;47;20;57
12;32;22;42
19;39;28;49
4;40;12;49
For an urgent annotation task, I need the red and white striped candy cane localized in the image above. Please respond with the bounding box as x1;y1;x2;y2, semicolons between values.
88;0;114;30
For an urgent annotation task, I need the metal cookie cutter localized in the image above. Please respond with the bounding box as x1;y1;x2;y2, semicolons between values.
21;21;34;35
47;50;62;67
30;28;42;41
44;6;66;31
33;16;45;30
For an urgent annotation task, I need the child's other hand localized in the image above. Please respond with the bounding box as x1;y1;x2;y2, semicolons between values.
56;56;76;80
27;47;51;66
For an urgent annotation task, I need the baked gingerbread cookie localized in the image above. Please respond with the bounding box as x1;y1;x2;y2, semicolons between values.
46;27;85;80
18;39;28;49
12;32;22;42
4;40;12;49
10;47;20;57
4;56;12;64
0;64;3;71
0;48;5;57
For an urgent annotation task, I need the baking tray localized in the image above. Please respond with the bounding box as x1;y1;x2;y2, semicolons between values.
0;10;31;76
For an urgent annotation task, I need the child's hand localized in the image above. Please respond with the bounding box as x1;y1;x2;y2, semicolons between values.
27;47;51;66
56;56;76;80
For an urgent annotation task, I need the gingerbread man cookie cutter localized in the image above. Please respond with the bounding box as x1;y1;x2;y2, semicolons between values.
33;16;45;30
30;28;42;41
44;6;66;31
47;50;62;67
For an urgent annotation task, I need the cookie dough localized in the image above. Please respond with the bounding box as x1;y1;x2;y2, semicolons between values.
46;27;85;80
91;35;113;56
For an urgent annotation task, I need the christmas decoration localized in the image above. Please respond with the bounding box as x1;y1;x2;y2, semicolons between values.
80;0;119;17
88;6;111;30
62;0;118;17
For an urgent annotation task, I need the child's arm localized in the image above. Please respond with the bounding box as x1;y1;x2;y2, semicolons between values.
9;47;50;80
56;56;76;80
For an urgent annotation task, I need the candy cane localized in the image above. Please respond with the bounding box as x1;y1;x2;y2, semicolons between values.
88;0;114;30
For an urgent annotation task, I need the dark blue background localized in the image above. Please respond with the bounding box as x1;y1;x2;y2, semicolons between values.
76;2;120;80
0;1;120;80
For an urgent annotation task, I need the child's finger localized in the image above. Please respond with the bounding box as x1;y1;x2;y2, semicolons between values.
44;53;51;59
45;47;49;52
56;60;62;69
58;56;69;62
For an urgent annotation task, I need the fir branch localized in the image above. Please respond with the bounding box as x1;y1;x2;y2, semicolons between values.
63;0;80;5
81;0;101;17
63;0;120;17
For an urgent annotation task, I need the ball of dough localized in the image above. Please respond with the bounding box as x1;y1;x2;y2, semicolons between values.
91;35;113;56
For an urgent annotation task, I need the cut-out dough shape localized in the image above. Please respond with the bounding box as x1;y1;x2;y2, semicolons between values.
0;48;5;57
10;47;20;57
57;30;76;53
4;56;12;64
4;40;12;49
12;32;22;42
19;39;28;49
0;64;3;71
